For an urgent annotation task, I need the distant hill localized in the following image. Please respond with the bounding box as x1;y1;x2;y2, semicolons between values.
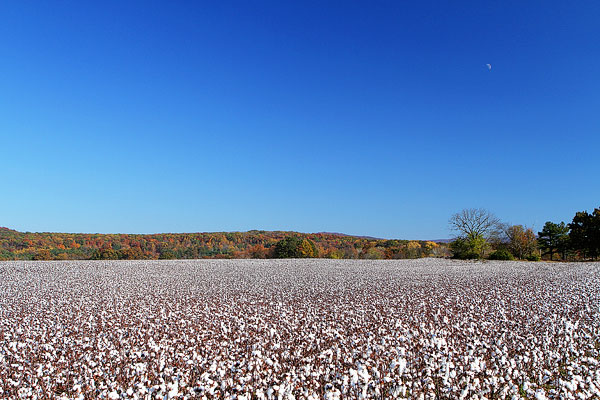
316;232;384;240
0;228;450;261
429;239;453;243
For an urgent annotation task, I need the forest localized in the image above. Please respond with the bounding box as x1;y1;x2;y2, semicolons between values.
0;228;448;261
2;205;597;262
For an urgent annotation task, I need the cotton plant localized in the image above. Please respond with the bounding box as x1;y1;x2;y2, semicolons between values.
0;258;599;399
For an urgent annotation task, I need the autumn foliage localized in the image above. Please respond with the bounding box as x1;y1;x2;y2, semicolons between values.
0;227;449;261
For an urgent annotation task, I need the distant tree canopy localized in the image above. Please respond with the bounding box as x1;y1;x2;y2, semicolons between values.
488;249;514;261
3;206;599;263
568;207;600;260
91;248;119;260
273;237;318;258
449;233;488;260
0;227;449;261
3;206;599;262
536;208;600;261
448;208;502;259
538;221;569;261
504;225;537;260
448;205;600;261
449;208;502;240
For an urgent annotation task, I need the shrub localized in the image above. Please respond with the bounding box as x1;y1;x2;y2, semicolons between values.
33;249;53;260
118;247;145;260
159;249;176;260
363;247;385;259
248;244;268;259
92;248;119;260
525;254;541;261
450;234;488;259
489;249;514;260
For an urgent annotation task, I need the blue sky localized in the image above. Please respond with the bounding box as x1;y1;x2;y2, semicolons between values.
1;1;598;239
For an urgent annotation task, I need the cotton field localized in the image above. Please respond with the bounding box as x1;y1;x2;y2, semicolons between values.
1;259;599;399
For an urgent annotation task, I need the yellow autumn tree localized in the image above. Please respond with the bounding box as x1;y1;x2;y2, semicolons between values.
298;238;318;258
423;241;438;256
405;241;422;258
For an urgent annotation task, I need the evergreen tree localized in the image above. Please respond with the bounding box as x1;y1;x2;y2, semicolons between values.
538;221;569;261
569;211;591;259
568;207;600;260
592;208;600;259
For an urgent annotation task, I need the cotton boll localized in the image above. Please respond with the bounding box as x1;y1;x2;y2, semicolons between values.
2;259;600;398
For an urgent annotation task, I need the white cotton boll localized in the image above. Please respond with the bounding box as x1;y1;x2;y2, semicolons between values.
372;366;380;379
391;357;407;375
349;368;359;386
324;388;341;400
358;364;370;382
470;358;482;373
167;381;179;397
566;380;578;391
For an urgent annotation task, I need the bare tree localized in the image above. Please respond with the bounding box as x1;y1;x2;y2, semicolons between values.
449;208;502;239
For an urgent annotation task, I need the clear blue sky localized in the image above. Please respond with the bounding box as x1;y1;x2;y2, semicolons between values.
1;1;598;239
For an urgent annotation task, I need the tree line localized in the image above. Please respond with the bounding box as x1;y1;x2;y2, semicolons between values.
0;228;449;261
448;206;600;261
3;206;596;262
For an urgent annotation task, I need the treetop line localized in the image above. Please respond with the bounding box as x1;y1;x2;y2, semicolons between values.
448;206;600;261
0;229;447;261
0;205;597;261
